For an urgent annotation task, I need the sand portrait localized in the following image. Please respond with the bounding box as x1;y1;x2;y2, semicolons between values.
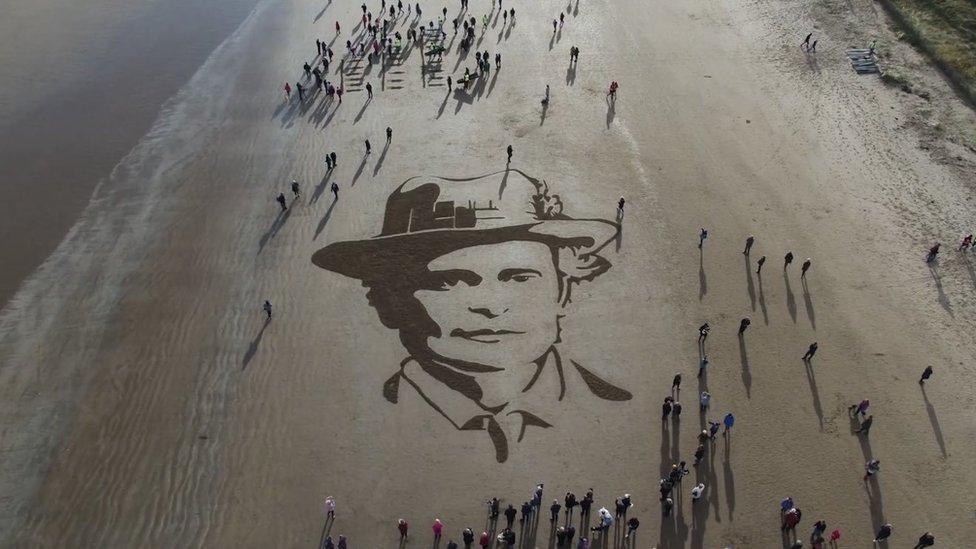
312;169;632;462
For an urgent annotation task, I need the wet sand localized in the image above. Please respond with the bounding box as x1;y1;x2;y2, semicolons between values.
0;0;258;308
2;0;976;547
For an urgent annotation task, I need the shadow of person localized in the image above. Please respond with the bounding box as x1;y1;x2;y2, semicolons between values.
784;270;797;323
757;272;769;324
540;100;549;125
566;65;576;85
921;384;947;457
699;250;707;301
353;97;371;124
723;446;735;521
313;200;338;240
351;154;369;185
744;255;756;310
605;100;615;129
486;68;500;97
242;317;271;370
738;334;752;398
435;88;450;120
615;208;624;252
801;277;816;329
310;169;334;205
318;515;334;549
927;263;953;317
803;359;824;429
549;32;555;51
373;141;390;176
257;206;294;254
313;0;332;23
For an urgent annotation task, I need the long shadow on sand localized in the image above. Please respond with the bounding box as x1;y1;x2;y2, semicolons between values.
921;384;947;457
242;317;271;370
314;200;338;240
738;334;751;398
257;207;294;254
801;277;816;329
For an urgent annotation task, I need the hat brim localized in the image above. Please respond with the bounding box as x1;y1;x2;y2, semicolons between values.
312;219;618;280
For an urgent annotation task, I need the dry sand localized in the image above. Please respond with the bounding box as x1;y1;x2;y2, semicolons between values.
2;0;976;547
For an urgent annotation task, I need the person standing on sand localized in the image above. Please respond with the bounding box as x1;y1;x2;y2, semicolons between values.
366;82;373;98
397;518;409;540
324;495;336;518
699;227;708;248
365;139;371;155
920;365;934;383
432;518;444;540
479;530;490;548
723;412;735;433
550;499;561;521
330;151;337;166
276;192;288;212
617;196;625;213
331;182;339;200
873;523;892;543
291;180;300;199
446;541;458;549
802;342;818;361
296;82;305;101
698;322;710;345
507;144;513;163
757;255;766;274
801;32;813;51
744;235;755;254
284;82;291;99
662;397;672;420
960;234;973;251
672;373;682;396
387;126;393;142
913;532;935;548
694;443;705;465
323;536;335;549
863;459;880;481
700;391;710;410
691;482;705;501
926;243;940;263
673;400;682;420
784;251;794;268
565;492;578;521
337;535;347;549
855;415;873;435
263;300;273;319
504;504;516;528
849;398;869;418
801;258;812;277
738;317;751;334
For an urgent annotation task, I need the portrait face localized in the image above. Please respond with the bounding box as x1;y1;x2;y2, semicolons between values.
413;240;562;367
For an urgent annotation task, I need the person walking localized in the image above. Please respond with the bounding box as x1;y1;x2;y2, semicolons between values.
960;234;972;251
336;86;343;103
284;82;292;99
855;415;873;435
324;495;336;518
336;20;341;34
829;529;841;545
723;412;735;434
801;258;812;277
564;492;577;521
276;192;288;212
625;517;639;539
863;459;880;481
263;300;273;320
809;40;818;53
810;520;828;543
801;32;813;51
913;532;935;548
672;373;681;396
738;317;751;334
366;82;373;98
802;342;818;361
699;391;710;410
291;179;300;198
757;255;766;274
331;181;339;200
698;227;708;248
744;235;755;254
691;483;705;501
506;144;513;163
559;12;565;27
784;251;794;269
503;504;516;528
617;196;625;213
386;126;393;142
330;151;337;167
920;365;934;384
432;518;444;540
873;523;892;543
296;82;305;101
926;243;940;263
693;443;705;465
849;398;870;417
662;397;672;421
365;139;371;155
397;518;409;540
782;506;801;532
698;322;710;345
550;499;561;521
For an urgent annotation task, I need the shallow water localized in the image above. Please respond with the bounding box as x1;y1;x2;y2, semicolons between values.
0;0;258;309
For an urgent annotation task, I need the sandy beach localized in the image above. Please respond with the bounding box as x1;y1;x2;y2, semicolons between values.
2;0;976;547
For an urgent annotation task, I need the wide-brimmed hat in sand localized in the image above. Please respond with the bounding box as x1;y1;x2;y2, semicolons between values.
312;169;619;280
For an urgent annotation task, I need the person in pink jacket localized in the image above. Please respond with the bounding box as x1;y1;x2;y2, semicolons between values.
432;518;444;540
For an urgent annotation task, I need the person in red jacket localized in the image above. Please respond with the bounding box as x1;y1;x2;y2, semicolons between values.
479;530;490;548
397;518;408;540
